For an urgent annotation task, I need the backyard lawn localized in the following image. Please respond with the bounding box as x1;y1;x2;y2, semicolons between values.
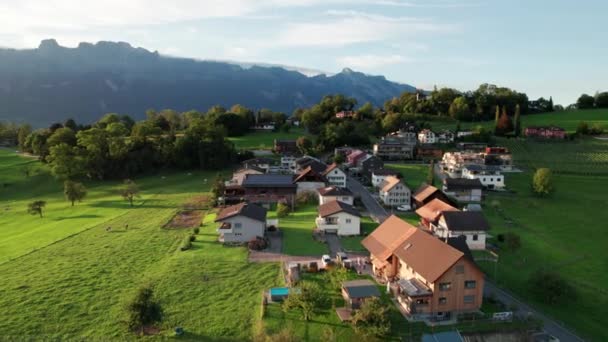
0;149;281;339
385;163;431;189
340;217;377;252
228;128;308;150
274;205;329;256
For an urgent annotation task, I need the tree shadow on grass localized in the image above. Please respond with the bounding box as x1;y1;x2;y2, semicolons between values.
53;214;102;221
89;199;174;209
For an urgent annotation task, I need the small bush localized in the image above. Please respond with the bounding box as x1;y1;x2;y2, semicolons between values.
189;234;196;242
276;202;291;218
248;237;268;251
296;191;318;205
497;234;505;242
504;232;521;252
193;227;200;234
528;270;576;304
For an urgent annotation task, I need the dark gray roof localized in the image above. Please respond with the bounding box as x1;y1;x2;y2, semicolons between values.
342;280;381;299
297;159;327;174
372;168;400;176
444;178;483;191
242;174;296;188
442;211;490;232
447;236;474;261
242;158;275;165
215;203;267;222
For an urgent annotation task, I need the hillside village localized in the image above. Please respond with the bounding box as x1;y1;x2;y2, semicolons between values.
2;102;607;341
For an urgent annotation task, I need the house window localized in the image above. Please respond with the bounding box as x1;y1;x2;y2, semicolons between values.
472;234;478;241
234;223;242;228
465;280;476;289
464;295;475;304
439;282;452;291
455;265;465;274
438;297;447;305
346;219;352;224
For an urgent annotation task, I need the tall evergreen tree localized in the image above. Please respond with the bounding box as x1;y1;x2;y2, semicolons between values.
514;104;522;137
548;96;554;111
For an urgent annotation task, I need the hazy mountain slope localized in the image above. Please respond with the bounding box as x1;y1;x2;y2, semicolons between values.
0;39;416;125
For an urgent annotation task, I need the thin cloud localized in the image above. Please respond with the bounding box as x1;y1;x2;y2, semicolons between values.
338;54;413;68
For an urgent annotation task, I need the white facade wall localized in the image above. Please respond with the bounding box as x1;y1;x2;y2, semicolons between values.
372;174;390;188
316;212;360;236
462;169;505;189
218;216;265;243
326;168;347;188
380;183;411;207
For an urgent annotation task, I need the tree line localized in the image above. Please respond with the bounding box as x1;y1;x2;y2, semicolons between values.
10;105;281;181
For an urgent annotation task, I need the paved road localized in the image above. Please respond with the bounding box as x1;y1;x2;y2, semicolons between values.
347;178;389;223
484;281;585;342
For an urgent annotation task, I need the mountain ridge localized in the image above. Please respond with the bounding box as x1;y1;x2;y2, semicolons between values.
0;39;417;126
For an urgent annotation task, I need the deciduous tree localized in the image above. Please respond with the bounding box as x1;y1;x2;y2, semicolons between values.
64;180;87;206
282;281;325;321
532;168;554;196
120;179;140;207
126;284;163;335
27;200;46;218
352;297;390;338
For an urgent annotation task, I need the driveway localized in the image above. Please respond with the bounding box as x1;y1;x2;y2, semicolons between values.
325;234;342;257
347;178;389;223
484;281;585;342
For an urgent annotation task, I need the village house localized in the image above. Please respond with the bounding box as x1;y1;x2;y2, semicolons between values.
315;200;361;235
318;186;354;205
462;165;505;190
433;211;490;250
484;147;513;171
359;155;384;179
225;167;264;186
239;174;297;208
293;166;326;194
418;129;437;144
379;176;411;207
524;126;567;139
250;122;276;131
373;133;416;161
335;110;356;119
346;149;367;166
415;198;459;229
274;139;298;154
361;216;484;319
371;169;401;188
442;178;483;203
442;147;512;177
322;163;347;188
280;155;298;174
341;280;381;309
412;184;453;209
242;158;275;173
436;130;455;144
457;142;488;151
295;156;326;174
215;203;268;244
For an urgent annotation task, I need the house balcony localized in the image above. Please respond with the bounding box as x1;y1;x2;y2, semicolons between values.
216;222;233;234
315;218;340;230
393;278;433;315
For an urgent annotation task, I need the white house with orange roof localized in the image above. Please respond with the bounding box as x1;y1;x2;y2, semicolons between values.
379;176;411;207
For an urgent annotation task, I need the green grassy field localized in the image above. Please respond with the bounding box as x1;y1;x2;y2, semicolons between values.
432;108;608;133
276;205;329;256
340;217;377;252
0;149;281;339
229;128;308;150
478;155;608;340
385;163;430;189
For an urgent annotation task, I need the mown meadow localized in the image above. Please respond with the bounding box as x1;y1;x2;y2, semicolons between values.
0;149;282;339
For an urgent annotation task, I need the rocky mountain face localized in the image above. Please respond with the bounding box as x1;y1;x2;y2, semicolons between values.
0;39;416;125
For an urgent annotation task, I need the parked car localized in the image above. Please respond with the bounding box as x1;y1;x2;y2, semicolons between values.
396;204;411;212
336;252;353;268
321;254;332;268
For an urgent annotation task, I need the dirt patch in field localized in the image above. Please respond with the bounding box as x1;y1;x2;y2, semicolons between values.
164;210;202;229
182;195;212;210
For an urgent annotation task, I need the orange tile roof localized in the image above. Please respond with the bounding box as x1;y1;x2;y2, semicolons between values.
415;198;459;223
393;228;464;282
381;176;402;192
362;215;465;282
322;163;339;176
412;183;439;203
361;215;418;261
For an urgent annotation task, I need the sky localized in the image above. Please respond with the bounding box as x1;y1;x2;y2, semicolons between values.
1;0;606;105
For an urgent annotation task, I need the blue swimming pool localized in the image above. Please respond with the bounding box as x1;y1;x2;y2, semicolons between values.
269;287;289;296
